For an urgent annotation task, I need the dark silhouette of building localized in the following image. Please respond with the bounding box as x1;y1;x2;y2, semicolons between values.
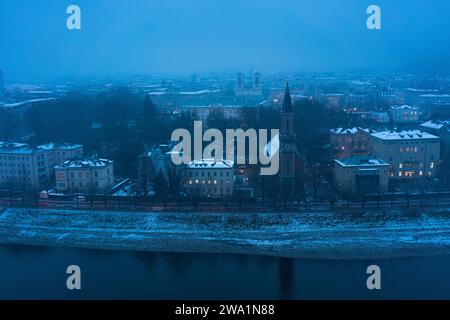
279;83;300;198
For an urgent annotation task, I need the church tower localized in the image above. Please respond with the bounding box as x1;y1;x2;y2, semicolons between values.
279;83;297;198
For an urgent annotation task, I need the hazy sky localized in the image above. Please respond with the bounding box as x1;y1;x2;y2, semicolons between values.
1;0;450;79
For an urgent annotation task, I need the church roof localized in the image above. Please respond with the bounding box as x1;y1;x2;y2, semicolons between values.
281;83;293;113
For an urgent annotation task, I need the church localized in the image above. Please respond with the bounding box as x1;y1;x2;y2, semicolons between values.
262;83;305;201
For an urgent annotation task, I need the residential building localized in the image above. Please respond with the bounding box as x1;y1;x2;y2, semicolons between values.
420;120;450;148
318;93;347;109
183;159;234;198
334;156;390;195
38;143;84;176
390;105;420;124
0;142;83;191
55;158;114;194
330;127;374;159
369;130;440;178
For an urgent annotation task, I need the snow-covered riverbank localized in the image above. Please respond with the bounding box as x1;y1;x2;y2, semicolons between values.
0;207;450;259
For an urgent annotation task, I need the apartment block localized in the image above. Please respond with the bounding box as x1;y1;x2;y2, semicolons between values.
183;159;234;198
370;130;440;178
0;142;83;191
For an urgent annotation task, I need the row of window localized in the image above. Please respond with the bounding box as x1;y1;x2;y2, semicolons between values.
0;162;31;167
59;181;100;189
187;171;231;178
187;179;231;185
185;187;232;194
398;162;435;169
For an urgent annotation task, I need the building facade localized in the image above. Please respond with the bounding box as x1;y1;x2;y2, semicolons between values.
334;156;390;195
234;72;263;100
370;130;440;178
183;159;234;198
0;142;83;191
330;127;374;159
390;105;420;124
55;158;114;194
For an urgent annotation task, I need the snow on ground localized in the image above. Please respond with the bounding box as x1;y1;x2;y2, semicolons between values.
0;208;450;259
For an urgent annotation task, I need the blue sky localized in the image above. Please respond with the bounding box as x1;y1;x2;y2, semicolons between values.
1;0;450;79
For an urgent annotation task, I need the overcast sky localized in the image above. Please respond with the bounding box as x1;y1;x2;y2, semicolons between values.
1;0;450;79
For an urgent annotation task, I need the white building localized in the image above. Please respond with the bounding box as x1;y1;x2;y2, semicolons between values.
183;159;234;198
0;142;83;191
334;156;390;195
390;105;420;124
55;158;114;194
370;130;440;178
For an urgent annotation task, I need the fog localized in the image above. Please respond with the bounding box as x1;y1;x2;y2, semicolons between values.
1;0;450;79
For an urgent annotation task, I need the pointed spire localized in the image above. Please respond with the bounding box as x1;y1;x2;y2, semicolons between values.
281;82;293;113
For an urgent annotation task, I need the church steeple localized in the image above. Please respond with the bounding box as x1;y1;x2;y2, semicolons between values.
281;82;293;113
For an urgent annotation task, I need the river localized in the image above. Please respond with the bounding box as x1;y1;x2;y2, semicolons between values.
1;244;449;300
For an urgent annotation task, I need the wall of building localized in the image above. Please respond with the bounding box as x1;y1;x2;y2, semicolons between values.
334;162;389;195
184;167;234;198
55;162;114;194
370;137;440;178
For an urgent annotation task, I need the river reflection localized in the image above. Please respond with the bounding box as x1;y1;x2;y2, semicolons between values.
0;244;449;299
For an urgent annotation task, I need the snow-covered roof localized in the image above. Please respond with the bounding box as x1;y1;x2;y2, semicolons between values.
390;105;419;110
330;128;358;135
179;89;222;95
56;158;113;169
187;159;234;169
38;143;83;151
1;98;56;108
0;141;83;155
406;88;439;93
0;142;38;154
420;120;450;131
419;94;450;98
330;127;375;135
371;130;439;141
321;93;345;97
335;156;389;167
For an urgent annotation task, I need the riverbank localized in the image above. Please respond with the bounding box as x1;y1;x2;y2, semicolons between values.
1;207;450;259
